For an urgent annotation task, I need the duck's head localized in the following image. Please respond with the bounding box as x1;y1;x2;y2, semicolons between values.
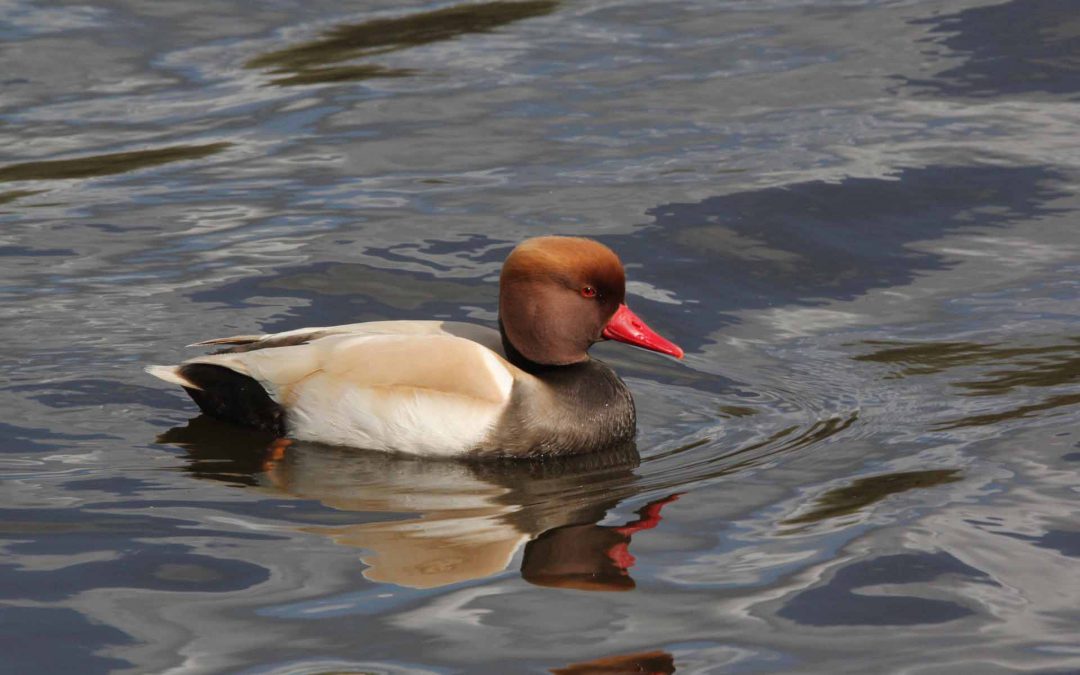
498;236;683;367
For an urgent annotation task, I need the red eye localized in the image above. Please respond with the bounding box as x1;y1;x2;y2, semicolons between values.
581;285;597;298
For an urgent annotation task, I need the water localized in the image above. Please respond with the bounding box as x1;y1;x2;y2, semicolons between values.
2;0;1078;672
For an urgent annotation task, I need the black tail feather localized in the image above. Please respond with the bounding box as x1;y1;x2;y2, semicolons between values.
178;364;286;435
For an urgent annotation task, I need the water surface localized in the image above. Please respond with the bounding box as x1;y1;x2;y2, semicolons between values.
2;0;1079;672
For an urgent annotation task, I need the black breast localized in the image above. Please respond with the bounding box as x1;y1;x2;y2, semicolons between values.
480;359;637;458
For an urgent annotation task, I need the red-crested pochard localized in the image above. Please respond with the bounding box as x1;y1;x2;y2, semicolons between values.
147;236;682;458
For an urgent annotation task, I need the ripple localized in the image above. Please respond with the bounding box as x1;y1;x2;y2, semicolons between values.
780;469;964;528
854;336;1080;430
247;1;560;86
0;142;232;183
0;189;44;206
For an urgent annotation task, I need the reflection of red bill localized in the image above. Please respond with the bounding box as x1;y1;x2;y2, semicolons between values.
608;493;682;570
521;493;682;591
606;541;635;570
614;493;681;537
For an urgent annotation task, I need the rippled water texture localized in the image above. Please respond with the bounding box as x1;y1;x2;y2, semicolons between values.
2;0;1079;672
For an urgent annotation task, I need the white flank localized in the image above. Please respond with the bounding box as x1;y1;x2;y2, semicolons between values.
279;336;515;457
285;378;505;457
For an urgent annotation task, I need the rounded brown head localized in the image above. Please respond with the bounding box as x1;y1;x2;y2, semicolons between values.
498;236;682;366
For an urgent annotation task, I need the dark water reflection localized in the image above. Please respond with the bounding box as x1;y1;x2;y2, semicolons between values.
781;469;963;527
0;189;44;206
857;337;1080;429
3;0;1080;672
0;142;232;182
937;392;1080;430
856;338;1080;389
1;606;132;674
779;551;988;626
644;165;1066;321
247;0;559;86
906;0;1080;99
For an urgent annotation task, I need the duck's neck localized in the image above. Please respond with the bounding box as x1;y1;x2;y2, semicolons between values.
498;319;591;374
495;320;637;457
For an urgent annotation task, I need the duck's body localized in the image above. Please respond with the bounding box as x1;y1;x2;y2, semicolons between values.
151;320;635;458
148;237;681;458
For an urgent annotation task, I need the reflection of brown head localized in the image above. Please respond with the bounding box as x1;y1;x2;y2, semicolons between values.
522;523;636;591
551;649;676;675
520;494;680;592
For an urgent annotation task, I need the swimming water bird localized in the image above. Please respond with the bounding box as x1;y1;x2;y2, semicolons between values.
146;236;682;458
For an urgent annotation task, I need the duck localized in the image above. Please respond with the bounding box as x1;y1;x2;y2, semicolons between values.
146;236;683;458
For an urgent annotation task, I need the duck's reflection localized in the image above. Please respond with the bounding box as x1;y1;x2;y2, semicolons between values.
523;493;678;591
550;649;676;675
160;416;678;590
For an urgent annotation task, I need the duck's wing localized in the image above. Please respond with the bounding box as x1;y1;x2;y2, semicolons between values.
188;320;504;355
148;330;520;456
